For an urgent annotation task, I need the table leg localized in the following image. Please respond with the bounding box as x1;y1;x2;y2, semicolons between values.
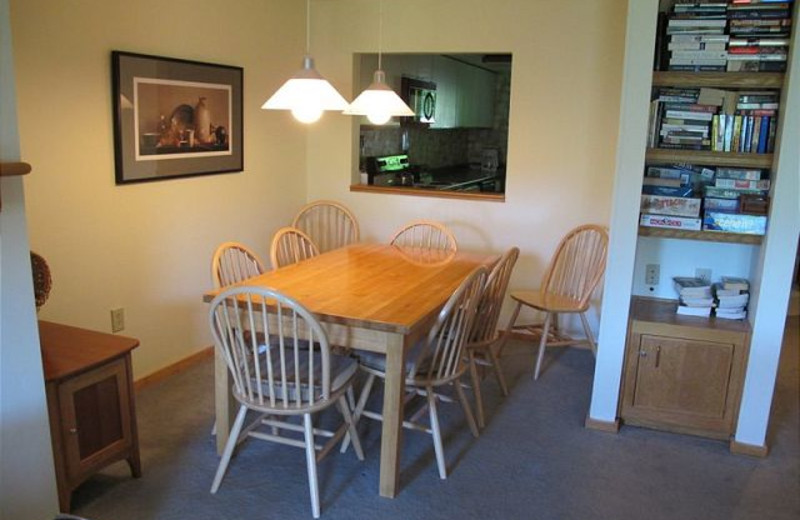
214;347;236;455
379;333;407;498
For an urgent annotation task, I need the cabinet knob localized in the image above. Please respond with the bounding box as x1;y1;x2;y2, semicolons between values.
639;350;647;357
69;428;78;434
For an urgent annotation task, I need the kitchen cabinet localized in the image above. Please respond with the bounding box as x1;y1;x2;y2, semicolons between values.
620;298;750;440
39;320;141;512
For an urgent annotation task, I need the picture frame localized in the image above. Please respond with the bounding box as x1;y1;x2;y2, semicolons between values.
111;51;243;184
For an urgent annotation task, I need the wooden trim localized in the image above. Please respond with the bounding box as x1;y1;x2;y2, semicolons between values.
0;161;32;176
652;71;785;89
350;184;505;202
730;439;769;458
638;226;763;245
134;346;214;391
584;415;620;433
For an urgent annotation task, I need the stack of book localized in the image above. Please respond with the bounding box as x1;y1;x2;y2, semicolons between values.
667;2;730;72
674;276;714;316
640;164;715;231
709;90;779;153
649;87;718;150
727;0;794;72
703;167;769;234
714;276;750;319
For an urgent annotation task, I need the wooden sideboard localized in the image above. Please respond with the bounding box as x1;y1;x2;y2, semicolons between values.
39;320;142;512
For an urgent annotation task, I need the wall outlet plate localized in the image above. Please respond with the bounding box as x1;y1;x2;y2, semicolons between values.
696;268;712;283
645;263;660;286
111;308;125;333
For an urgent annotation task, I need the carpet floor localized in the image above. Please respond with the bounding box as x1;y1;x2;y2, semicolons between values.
71;318;799;520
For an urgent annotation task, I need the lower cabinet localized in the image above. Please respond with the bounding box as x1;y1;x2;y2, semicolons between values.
620;298;750;441
39;320;141;512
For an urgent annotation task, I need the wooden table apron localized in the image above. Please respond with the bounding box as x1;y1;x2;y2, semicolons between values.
202;243;495;498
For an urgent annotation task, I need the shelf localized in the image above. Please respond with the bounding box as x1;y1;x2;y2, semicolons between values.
630;296;751;334
0;161;32;177
645;149;774;169
638;226;763;245
652;71;785;89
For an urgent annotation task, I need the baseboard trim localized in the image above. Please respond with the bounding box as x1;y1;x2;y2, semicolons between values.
501;330;594;350
585;415;620;433
134;346;214;392
730;439;769;457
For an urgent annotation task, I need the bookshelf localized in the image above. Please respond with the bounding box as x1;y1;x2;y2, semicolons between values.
609;0;799;448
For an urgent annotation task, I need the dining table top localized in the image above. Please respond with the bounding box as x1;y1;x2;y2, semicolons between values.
203;243;497;335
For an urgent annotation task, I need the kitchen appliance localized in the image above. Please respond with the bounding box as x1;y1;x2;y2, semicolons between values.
365;154;414;186
401;77;436;124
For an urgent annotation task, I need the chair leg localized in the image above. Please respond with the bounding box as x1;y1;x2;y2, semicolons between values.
303;413;321;519
427;389;447;479
497;301;522;358
488;344;509;396
579;312;597;356
210;404;248;494
534;312;552;380
340;372;376;453
454;378;480;438
468;350;485;429
337;395;364;461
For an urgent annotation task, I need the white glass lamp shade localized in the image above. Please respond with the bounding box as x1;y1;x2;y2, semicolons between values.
345;70;414;125
262;56;349;123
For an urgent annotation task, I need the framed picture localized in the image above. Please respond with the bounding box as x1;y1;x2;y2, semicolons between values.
111;51;243;184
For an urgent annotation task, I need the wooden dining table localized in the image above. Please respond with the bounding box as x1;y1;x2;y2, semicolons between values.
202;243;496;498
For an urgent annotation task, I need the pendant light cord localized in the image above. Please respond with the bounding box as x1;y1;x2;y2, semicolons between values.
306;0;311;55
378;0;383;71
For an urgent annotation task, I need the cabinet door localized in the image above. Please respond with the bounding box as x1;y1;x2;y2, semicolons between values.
58;357;132;482
633;334;734;422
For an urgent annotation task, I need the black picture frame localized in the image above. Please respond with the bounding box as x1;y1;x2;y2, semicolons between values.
111;51;243;184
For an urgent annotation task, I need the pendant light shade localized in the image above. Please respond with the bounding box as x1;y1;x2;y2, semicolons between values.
261;0;348;124
345;0;414;125
344;70;414;125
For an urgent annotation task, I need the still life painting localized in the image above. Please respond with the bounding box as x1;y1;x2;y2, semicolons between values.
112;51;243;184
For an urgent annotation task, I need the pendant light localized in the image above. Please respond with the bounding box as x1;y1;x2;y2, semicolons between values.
261;0;348;123
344;0;414;125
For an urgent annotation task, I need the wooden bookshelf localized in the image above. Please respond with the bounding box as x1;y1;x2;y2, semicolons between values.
638;226;763;245
652;71;785;89
645;148;774;169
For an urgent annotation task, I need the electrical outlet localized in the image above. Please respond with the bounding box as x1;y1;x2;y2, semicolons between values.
111;308;125;333
696;268;712;283
645;263;660;285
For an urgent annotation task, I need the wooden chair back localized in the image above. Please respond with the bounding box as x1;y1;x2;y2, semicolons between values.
270;227;320;269
410;266;487;383
542;225;609;309
208;286;333;413
211;242;266;289
292;200;360;253
389;220;458;252
470;247;519;345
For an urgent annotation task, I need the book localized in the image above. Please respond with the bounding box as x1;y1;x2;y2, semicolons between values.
674;276;713;298
641;195;702;217
716;293;750;308
715;308;747;320
716;168;764;180
677;305;713;317
703;211;768;234
704;186;766;199
640;214;702;231
721;276;750;291
681;296;715;307
713;283;744;298
641;185;696;197
714;178;770;190
704;197;740;211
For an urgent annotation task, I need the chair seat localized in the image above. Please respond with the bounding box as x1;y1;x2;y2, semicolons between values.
357;341;432;382
509;289;588;313
237;348;358;412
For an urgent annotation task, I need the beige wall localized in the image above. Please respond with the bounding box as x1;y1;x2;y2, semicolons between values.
10;0;311;378
10;0;627;379
307;0;626;328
